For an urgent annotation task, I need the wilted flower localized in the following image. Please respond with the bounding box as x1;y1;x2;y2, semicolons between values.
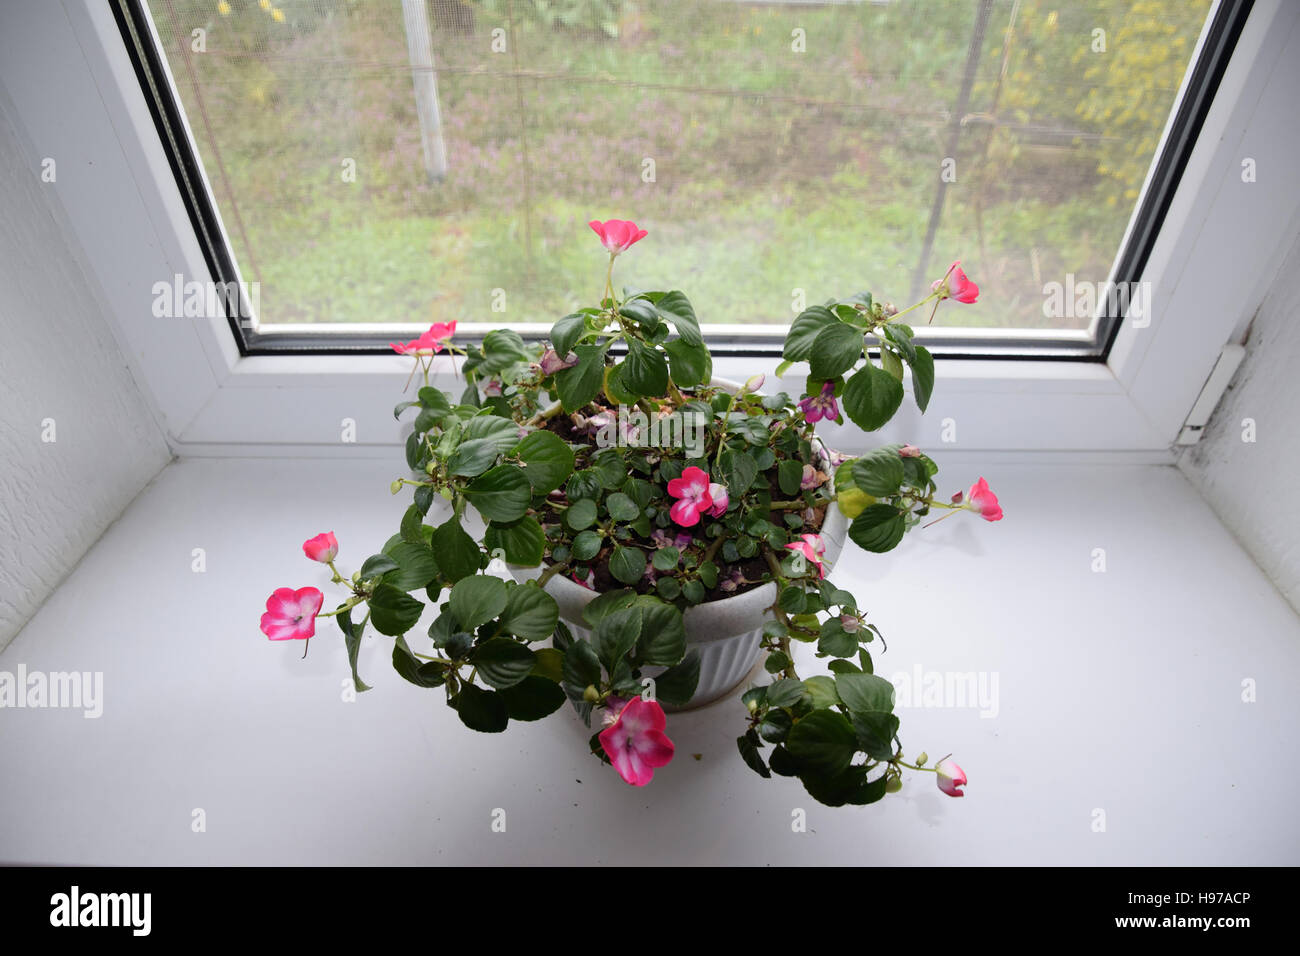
706;483;729;518
537;348;579;376
391;321;456;356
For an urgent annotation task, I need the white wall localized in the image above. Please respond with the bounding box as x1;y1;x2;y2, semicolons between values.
1178;231;1300;613
0;89;171;650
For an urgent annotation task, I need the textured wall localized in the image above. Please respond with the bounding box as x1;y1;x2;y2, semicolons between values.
1178;231;1300;614
0;92;171;649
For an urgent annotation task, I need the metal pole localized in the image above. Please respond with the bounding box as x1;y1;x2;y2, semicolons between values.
909;0;995;302
401;0;449;182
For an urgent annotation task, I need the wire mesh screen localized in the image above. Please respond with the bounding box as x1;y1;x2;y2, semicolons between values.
145;0;1212;331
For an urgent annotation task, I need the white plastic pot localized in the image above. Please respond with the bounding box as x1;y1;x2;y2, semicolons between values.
506;378;848;709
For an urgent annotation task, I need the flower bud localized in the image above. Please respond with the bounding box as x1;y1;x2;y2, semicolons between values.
885;775;903;793
916;751;928;766
390;479;403;495
582;684;601;703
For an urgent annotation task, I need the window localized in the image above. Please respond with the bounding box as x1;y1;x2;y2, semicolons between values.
125;0;1228;357
2;0;1292;455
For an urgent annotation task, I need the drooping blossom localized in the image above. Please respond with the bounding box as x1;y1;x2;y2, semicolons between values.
964;477;1003;522
667;466;714;527
784;533;827;579
260;587;324;641
801;464;829;490
652;529;694;550
936;757;967;797
706;483;729;518
899;444;921;458
598;697;675;786
537;348;579;376
302;532;338;564
931;261;979;304
798;381;839;424
719;567;745;593
390;320;457;356
589;219;648;256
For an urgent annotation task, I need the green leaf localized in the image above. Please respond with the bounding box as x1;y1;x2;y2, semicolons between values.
550;312;586;357
835;672;896;714
841;362;904;432
530;647;565;683
910;345;935;413
464;465;532;522
605;492;640;522
570;529;603;560
484;515;545;566
621;339;669;396
358;553;399;580
785;710;859;776
880;347;905;382
431;517;481;583
808;322;865;381
498;584;559;641
512;430;575;494
400;503;426;546
800;765;886;807
851;447;906;496
652;651;701;706
555;344;606;412
471;637;537;689
758;709;793;743
849;504;907;553
720;447;758;495
461;415;521;454
594;605;642;671
765;678;808;708
391;635;446;688
618;297;660;329
608;545;647;585
651;546;680;571
635;600;687;666
499;675;566;721
663;338;712;388
447;437;500;477
654;290;702;347
368;583;425;637
337;608;371;693
453;684;509;733
803;674;840;709
562;637;602;689
783;306;837;361
817;622;858;658
737;730;771;779
778;459;804;496
851;711;900;761
448;575;507;631
564;498;598;531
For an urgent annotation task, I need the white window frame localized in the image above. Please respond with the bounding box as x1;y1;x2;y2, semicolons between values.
3;0;1297;461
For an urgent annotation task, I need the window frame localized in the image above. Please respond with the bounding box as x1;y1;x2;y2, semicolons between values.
2;0;1295;458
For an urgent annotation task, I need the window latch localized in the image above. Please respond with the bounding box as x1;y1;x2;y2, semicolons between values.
1175;344;1246;445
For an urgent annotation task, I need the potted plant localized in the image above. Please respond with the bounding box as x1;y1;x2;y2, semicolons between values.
261;219;999;806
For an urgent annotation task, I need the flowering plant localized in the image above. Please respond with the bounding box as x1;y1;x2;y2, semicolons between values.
262;220;1000;805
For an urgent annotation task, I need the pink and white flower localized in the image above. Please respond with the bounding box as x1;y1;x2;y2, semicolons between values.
931;261;979;304
260;587;325;642
589;219;648;256
598;697;675;786
390;320;457;356
302;532;338;564
537;348;579;376
784;532;827;579
964;477;1003;522
667;466;714;527
936;757;967;797
706;483;729;518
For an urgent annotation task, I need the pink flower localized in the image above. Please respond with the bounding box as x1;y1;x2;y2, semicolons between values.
840;613;861;633
800;464;829;490
598;697;675;786
483;379;503;397
784;533;827;579
667;466;714;527
570;572;595;591
390;320;457;355
706;483;729;518
798;381;839;424
936;757;967;797
589;219;648;256
964;477;1003;521
899;444;921;458
260;587;324;641
302;532;338;564
931;261;979;304
537;348;579;376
